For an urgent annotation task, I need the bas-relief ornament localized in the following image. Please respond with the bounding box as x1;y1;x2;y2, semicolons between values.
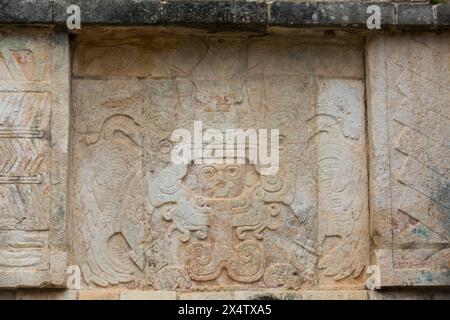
142;160;311;290
314;79;369;283
0;29;69;287
368;34;450;286
72;80;149;287
72;35;369;290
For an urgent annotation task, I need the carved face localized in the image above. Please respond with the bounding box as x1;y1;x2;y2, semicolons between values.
195;164;245;198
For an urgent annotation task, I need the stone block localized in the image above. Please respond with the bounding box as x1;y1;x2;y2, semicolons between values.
397;4;434;29
0;28;70;288
366;33;450;287
161;1;267;29
120;290;177;300
53;0;161;25
270;2;395;29
16;290;77;300
0;291;16;300
436;3;450;27
178;292;235;300
0;0;51;23
78;290;120;300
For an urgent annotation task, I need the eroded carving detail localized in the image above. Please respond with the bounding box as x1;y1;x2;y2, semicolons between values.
0;29;68;288
72;36;368;290
368;35;449;286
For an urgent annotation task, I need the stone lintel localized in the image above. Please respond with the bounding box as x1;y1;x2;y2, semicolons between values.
0;1;449;31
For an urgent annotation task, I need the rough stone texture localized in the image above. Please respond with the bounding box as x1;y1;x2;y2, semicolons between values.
2;288;450;300
270;2;395;28
0;0;52;23
0;1;449;30
397;4;433;28
15;289;77;300
233;290;369;300
53;0;161;25
0;29;70;288
70;33;369;292
437;3;450;27
120;290;177;300
0;290;15;300
368;289;450;300
367;33;450;287
77;289;120;300
162;1;267;30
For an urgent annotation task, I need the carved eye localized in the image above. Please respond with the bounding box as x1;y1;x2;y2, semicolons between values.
225;165;240;177
200;166;216;179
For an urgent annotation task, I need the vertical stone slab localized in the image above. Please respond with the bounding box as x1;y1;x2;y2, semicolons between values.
0;29;69;288
315;78;369;288
367;34;450;287
71;78;146;288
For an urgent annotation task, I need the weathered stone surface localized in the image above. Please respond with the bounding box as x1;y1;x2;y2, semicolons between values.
437;4;450;27
368;290;450;300
3;288;450;300
15;289;77;300
178;291;234;300
0;290;15;300
0;1;448;30
233;290;368;300
0;0;52;23
53;0;161;25
162;1;267;30
120;290;177;300
397;4;433;28
270;2;395;28
367;33;450;287
0;29;70;288
71;33;369;292
77;289;120;300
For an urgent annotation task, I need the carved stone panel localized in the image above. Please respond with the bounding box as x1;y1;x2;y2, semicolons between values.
367;34;450;286
72;34;369;291
0;29;69;287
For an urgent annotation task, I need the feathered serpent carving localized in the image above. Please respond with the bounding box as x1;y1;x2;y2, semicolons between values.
76;115;149;287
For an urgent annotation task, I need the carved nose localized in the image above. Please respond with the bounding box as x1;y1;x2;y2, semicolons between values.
216;180;225;188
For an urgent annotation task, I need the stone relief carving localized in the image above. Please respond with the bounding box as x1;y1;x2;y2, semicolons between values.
72;80;149;287
368;34;449;286
141;160;310;289
313;80;369;283
0;29;69;288
72;35;369;290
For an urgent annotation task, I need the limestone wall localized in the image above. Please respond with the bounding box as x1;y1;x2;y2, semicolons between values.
0;24;448;299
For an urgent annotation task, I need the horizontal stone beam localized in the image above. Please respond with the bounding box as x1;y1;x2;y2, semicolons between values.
0;0;449;31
